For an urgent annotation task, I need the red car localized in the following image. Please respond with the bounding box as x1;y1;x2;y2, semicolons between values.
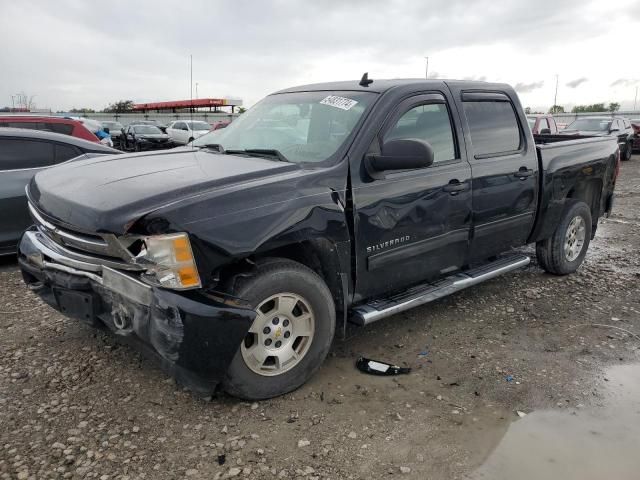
526;114;559;135
0;116;99;143
631;119;640;152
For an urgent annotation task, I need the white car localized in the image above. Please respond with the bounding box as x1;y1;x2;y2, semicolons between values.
166;120;212;145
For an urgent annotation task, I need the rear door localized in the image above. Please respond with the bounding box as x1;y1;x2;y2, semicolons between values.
173;122;188;144
352;92;473;300
0;138;56;252
451;89;538;261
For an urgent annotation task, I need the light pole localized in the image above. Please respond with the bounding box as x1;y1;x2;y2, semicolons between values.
425;56;429;79
634;86;638;111
196;82;199;99
553;74;559;112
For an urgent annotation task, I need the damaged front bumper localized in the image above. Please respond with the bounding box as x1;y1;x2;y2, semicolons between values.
18;227;256;395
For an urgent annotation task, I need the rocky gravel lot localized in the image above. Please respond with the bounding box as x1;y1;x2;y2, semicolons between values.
1;155;639;480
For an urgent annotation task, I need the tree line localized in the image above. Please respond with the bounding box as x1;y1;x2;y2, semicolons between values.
525;102;621;115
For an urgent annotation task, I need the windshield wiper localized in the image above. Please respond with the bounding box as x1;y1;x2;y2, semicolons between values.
224;148;289;162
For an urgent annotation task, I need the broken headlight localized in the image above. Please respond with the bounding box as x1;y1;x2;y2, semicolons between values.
135;233;201;290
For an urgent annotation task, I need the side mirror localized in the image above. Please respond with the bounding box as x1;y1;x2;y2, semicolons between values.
367;139;434;175
103;127;110;134
540;128;551;135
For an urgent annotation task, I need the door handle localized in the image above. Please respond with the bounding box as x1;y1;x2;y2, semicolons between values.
443;181;469;194
513;168;534;179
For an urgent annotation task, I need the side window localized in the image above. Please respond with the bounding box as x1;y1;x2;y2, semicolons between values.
54;143;81;163
462;100;522;156
46;123;74;135
0;138;55;170
384;103;456;163
549;117;557;132
6;122;42;130
174;122;185;130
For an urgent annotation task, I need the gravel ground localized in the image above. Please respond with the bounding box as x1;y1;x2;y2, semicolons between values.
1;155;639;480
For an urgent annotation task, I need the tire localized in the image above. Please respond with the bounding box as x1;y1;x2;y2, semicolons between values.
187;137;194;144
536;200;592;275
222;258;335;400
134;143;141;152
622;142;632;161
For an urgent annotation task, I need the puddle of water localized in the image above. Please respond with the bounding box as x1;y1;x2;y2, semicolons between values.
470;364;640;480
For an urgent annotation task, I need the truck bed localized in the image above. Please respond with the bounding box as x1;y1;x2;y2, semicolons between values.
529;134;619;244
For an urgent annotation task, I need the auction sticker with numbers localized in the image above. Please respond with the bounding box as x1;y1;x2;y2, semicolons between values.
319;95;358;111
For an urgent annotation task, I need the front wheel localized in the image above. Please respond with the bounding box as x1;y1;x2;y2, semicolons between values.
536;201;592;275
222;259;335;400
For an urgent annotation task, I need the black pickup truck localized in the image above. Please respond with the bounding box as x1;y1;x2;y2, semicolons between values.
18;78;620;400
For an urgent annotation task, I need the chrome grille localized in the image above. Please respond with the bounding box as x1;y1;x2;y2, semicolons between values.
28;202;143;272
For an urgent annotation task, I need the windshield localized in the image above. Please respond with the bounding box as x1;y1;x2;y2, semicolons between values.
188;121;211;130
193;90;376;163
133;125;162;134
567;118;611;132
527;117;536;129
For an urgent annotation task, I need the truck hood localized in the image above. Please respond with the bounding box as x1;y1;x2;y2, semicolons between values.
29;148;299;234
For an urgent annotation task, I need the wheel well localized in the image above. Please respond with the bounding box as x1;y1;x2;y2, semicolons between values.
565;178;602;223
217;240;346;315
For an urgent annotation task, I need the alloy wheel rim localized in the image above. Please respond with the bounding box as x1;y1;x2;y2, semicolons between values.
241;293;315;376
564;215;586;262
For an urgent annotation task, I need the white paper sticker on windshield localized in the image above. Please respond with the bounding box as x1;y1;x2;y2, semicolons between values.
319;95;358;111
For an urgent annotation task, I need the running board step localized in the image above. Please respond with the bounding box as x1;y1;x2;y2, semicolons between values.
350;254;530;326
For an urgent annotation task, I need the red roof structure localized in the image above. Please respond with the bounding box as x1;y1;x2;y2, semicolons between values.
133;98;242;112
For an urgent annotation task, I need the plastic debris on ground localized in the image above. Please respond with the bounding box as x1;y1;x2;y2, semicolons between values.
356;357;411;376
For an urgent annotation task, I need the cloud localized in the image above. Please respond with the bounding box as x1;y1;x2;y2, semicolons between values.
610;78;639;88
427;71;442;79
514;81;544;93
463;75;488;82
0;0;637;110
566;77;588;88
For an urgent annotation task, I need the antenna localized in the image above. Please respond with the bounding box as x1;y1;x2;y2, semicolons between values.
553;74;559;111
190;54;194;147
359;72;373;87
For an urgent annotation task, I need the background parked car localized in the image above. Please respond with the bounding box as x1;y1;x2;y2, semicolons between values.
526;114;558;135
101;121;124;148
0;116;99;143
210;119;231;131
631;118;640;152
166;120;212;145
121;124;173;151
560;116;634;160
0;128;119;255
128;119;167;132
75;118;113;148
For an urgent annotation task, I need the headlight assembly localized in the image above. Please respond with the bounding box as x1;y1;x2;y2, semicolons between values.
134;233;201;290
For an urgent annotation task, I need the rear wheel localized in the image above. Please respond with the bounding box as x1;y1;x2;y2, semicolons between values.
222;259;335;400
536;201;592;275
622;141;633;161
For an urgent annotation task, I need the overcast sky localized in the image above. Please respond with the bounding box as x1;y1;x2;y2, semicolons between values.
2;0;639;112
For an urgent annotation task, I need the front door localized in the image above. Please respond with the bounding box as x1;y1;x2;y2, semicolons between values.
0;137;55;252
351;93;473;301
453;90;539;261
